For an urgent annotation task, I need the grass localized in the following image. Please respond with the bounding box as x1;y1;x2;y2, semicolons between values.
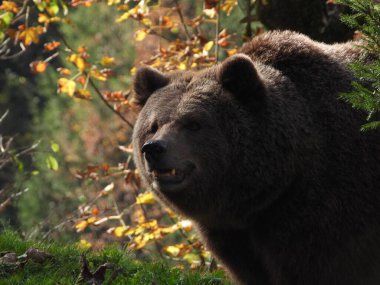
0;231;230;285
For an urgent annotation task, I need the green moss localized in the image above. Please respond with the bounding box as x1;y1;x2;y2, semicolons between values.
0;231;230;285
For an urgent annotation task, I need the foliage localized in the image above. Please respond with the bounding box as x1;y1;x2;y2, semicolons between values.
337;0;380;130
0;230;229;284
0;0;267;272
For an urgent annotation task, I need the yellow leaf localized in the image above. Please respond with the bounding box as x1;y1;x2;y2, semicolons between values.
74;89;91;99
142;18;153;27
134;30;147;41
114;226;129;237
227;48;238;56
164;245;180;257
221;0;237;16
87;217;97;224
75;220;88;232
130;67;136;76
135;192;156;205
203;41;214;52
58;78;76;97
178;62;187;70
90;69;107;81
20;26;44;46
100;56;115;66
78;239;92;249
67;54;86;72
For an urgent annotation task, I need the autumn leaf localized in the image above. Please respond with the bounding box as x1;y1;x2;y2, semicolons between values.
135;191;156;205
0;1;19;13
203;41;214;52
113;226;129;237
44;41;61;52
67;54;87;72
19;26;44;46
74;89;91;99
221;0;237;16
58;78;76;96
30;61;48;74
75;220;88;232
100;56;115;66
57;67;71;76
134;29;147;41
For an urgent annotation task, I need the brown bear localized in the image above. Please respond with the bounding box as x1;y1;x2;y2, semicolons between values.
132;31;380;285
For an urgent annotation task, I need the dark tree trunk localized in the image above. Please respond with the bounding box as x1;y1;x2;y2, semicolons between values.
256;0;354;43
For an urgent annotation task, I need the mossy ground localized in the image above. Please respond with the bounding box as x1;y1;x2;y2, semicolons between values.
0;231;230;285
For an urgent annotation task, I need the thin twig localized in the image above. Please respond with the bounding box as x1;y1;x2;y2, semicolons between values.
173;0;191;40
215;1;220;62
87;76;134;128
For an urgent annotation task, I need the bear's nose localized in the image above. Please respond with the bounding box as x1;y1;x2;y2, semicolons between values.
141;140;167;164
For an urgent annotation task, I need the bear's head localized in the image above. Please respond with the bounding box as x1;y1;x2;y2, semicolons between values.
132;54;298;227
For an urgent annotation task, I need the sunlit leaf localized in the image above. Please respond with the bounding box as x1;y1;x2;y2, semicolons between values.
203;8;216;18
221;0;237;16
50;141;60;152
114;226;129;237
19;26;44;46
161;16;173;28
0;12;14;27
135;191;156;205
57;67;71;75
44;41;61;52
67;54;87;72
58;78;76;97
30;61;48;74
75;221;88;232
134;29;147;41
90;69;107;81
203;41;214;51
0;1;19;13
87;217;97;224
91;207;99;215
78;239;92;249
74;89;91;99
100;56;115;66
227;48;238;56
46;155;59;171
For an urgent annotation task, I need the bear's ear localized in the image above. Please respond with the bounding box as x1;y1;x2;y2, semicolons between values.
217;54;266;103
133;66;170;106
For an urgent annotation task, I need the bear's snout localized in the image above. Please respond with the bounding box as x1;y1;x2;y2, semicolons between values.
141;139;167;166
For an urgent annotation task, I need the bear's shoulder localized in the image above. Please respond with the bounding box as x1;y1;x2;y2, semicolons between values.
241;30;361;67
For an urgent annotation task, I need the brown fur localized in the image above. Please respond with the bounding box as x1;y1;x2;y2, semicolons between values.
132;31;380;285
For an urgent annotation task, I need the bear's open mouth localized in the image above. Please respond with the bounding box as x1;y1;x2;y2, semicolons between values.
151;168;185;184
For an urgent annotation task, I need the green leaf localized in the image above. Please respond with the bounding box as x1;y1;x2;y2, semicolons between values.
46;155;59;171
1;12;14;26
31;170;40;175
50;141;60;153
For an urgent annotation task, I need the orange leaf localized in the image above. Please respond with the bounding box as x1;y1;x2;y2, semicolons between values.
44;41;61;52
57;67;71;76
92;207;99;215
0;1;19;13
30;61;48;74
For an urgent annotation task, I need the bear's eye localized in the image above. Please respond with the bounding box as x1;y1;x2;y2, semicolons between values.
150;123;158;133
184;121;201;131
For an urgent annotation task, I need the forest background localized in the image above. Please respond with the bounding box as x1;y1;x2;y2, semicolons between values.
0;0;379;279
